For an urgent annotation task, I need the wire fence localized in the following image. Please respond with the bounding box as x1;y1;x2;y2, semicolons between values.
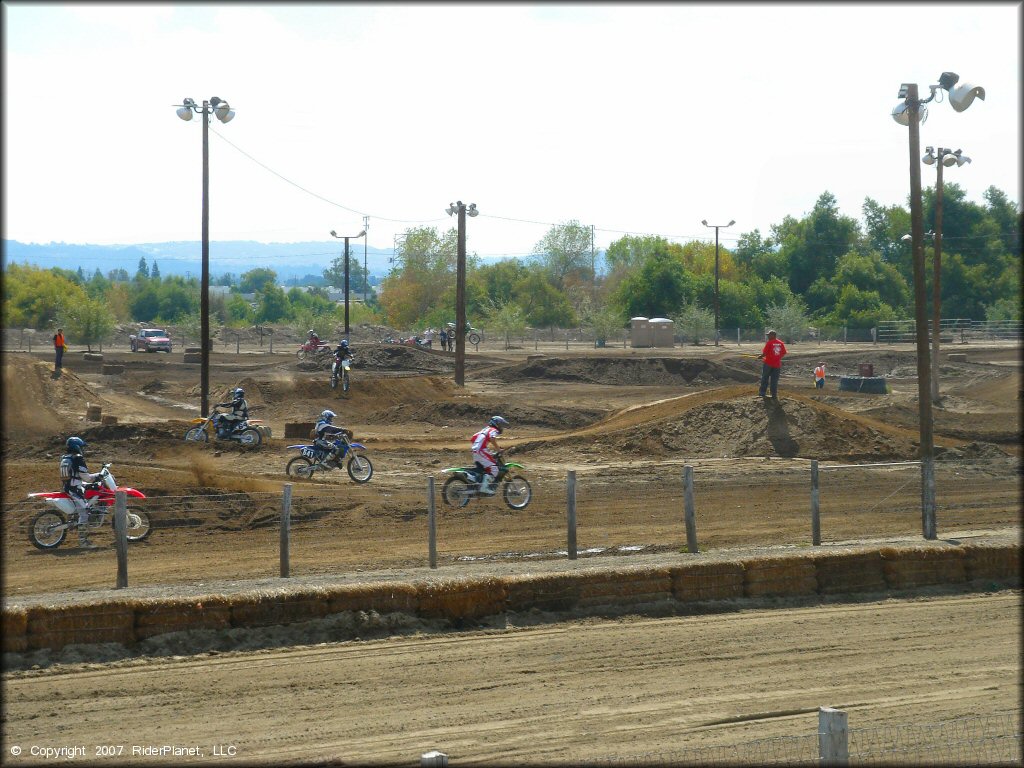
578;710;1022;766
3;457;1019;595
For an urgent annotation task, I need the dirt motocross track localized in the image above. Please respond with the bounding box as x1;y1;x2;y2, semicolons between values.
2;339;1020;594
2;337;1021;764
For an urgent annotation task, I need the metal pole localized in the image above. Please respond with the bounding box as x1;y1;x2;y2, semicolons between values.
714;226;720;346
906;84;937;539
932;157;944;403
427;477;437;569
811;460;821;546
683;465;698;553
114;490;128;589
567;470;577;560
455;203;467;387
200;100;211;417
344;237;351;340
363;216;370;305
280;483;292;577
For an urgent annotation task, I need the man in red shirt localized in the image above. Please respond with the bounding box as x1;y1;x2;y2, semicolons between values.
757;329;787;399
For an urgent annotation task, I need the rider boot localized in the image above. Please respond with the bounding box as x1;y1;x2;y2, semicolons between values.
78;530;99;550
478;474;496;496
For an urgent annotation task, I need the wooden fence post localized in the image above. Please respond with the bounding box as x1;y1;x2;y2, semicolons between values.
567;470;577;560
811;460;821;546
922;456;936;540
427;477;437;569
818;707;849;766
280;483;292;577
114;490;128;589
683;466;698;553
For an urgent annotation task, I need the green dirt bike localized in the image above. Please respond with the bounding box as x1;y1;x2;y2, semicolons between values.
441;454;531;510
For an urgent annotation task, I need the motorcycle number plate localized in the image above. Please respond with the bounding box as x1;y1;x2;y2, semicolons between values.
301;447;318;459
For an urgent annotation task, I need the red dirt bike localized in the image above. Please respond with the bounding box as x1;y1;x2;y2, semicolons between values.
27;463;152;550
297;339;332;361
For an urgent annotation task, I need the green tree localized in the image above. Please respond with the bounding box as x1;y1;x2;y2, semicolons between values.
239;268;278;295
323;253;370;295
378;226;458;328
136;257;149;280
673;303;715;345
775;191;860;295
764;300;810;342
2;264;89;329
225;294;255;325
481;299;527;349
612;245;695;319
59;296;115;352
515;269;576;330
108;267;130;282
985;297;1021;323
534;220;594;292
150;261;161;280
604;234;666;273
255;284;290;322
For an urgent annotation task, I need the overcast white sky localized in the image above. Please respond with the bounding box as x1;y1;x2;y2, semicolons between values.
2;2;1020;259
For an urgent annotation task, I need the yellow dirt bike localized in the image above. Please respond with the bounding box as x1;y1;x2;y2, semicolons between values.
184;409;264;446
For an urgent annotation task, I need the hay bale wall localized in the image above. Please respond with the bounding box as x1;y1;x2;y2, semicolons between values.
671;562;745;601
5;543;1017;653
880;547;967;589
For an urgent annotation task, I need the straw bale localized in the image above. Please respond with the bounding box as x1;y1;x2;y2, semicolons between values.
417;577;507;621
134;598;232;639
742;556;818;597
27;602;135;650
671;562;745;601
578;570;672;600
230;594;329;628
2;608;28;652
880;546;966;589
813;551;887;594
962;544;1020;582
505;574;580;612
326;582;419;615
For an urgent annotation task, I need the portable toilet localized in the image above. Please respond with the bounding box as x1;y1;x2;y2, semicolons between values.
630;317;652;347
650;317;675;347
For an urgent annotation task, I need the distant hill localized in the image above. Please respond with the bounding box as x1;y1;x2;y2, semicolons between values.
2;239;605;282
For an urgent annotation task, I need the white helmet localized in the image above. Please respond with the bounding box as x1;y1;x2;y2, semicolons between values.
320;409;336;423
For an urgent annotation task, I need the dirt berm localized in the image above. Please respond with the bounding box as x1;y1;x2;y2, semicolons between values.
3;529;1017;668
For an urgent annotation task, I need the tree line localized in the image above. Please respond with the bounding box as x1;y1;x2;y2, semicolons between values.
3;184;1020;348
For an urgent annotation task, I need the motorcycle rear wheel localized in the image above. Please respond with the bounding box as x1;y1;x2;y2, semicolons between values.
442;476;472;508
286;456;316;479
346;453;373;483
30;510;68;549
237;428;262;447
503;476;532;510
184;426;208;442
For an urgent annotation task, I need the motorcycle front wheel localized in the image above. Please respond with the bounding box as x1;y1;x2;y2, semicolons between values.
503;476;532;510
29;510;68;550
297;349;307;361
184;426;208;442
330;373;338;389
342;371;350;392
346;453;373;483
286;456;316;479
468;332;482;345
442;476;472;508
113;507;153;542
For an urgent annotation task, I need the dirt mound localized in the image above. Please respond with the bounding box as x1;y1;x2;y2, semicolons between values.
513;387;930;461
1;356;112;440
487;357;755;386
366;400;604;430
354;344;454;374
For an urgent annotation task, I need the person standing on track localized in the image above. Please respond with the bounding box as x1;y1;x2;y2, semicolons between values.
814;362;826;389
757;330;787;400
53;328;66;372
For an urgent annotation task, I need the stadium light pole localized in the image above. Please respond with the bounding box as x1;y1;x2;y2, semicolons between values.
176;96;235;417
923;146;971;404
330;229;366;341
891;71;984;540
446;201;478;387
362;215;370;305
701;219;734;346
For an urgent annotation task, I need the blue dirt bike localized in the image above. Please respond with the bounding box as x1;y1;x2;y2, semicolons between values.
441;454;531;509
285;431;373;483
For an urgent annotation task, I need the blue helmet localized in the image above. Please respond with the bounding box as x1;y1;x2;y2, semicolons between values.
66;436;86;455
320;409;336;423
489;416;509;433
340;339;349;348
233;388;244;398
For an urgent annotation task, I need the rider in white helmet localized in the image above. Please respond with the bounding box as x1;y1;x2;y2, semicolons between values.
470;416;509;496
314;409;349;463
